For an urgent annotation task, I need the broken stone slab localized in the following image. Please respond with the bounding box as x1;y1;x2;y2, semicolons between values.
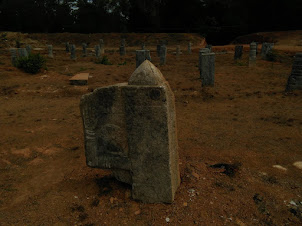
70;73;89;85
286;52;302;91
80;60;180;203
234;45;243;60
200;52;215;86
206;44;212;52
249;42;257;67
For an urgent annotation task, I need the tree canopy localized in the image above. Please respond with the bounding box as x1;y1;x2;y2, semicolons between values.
0;0;301;44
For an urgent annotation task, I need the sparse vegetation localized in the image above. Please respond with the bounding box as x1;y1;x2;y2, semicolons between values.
95;55;112;65
16;54;46;74
266;49;279;62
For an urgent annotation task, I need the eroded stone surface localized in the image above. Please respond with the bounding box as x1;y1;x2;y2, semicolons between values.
200;53;215;86
80;60;180;203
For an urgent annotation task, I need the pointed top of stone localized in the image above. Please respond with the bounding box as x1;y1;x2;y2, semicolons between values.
128;60;166;86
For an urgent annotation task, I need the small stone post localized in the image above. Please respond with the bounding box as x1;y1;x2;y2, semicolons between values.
188;42;192;54
199;48;210;70
234;45;243;60
65;42;70;52
82;43;87;57
160;45;167;65
80;60;180;203
9;48;17;66
200;53;215;86
286;53;302;91
48;45;54;58
95;45;101;58
99;39;105;54
70;44;76;60
249;42;257;66
136;50;152;68
26;45;32;55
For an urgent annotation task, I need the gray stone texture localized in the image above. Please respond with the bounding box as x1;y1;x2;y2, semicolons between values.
286;53;302;91
9;48;17;66
82;43;87;57
199;48;211;70
80;60;180;203
95;45;101;58
200;53;215;86
188;42;192;54
70;44;76;60
234;45;243;60
249;42;257;66
160;45;167;65
136;50;152;68
48;45;54;58
65;42;70;52
26;45;32;55
99;39;105;54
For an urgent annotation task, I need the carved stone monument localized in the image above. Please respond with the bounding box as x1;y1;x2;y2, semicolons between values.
234;45;243;60
200;52;215;86
80;60;180;203
286;53;302;91
249;42;257;66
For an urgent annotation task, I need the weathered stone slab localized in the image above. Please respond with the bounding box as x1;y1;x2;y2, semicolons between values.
70;73;89;85
234;45;243;60
70;44;76;60
188;42;192;54
160;45;167;65
200;53;215;86
249;42;257;66
199;48;211;70
82;43;87;57
261;43;274;60
80;60;180;203
286;53;302;91
48;45;54;58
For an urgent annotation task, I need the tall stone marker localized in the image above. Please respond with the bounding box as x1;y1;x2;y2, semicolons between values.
160;45;167;65
82;43;87;57
286;53;302;91
48;45;54;58
80;60;180;203
261;43;274;60
188;42;192;54
70;44;76;60
234;45;243;60
249;42;257;66
95;45;101;58
136;50;151;68
99;39;105;54
199;48;211;70
200;53;215;86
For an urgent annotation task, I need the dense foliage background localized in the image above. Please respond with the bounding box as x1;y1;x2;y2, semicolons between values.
0;0;301;44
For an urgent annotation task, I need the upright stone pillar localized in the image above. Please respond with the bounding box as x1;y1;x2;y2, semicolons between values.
26;45;32;55
199;48;210;70
70;44;76;60
136;50;152;68
99;39;105;54
176;45;181;56
9;48;17;66
18;48;28;58
234;45;243;60
160;45;167;65
48;45;54;58
286;53;302;91
82;43;87;57
249;42;257;66
95;45;101;58
80;60;180;203
200;53;215;86
188;42;192;54
65;42;70;52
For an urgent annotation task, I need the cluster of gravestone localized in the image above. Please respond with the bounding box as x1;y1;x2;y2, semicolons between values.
9;45;32;66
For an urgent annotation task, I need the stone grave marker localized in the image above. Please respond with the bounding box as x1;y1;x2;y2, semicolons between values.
249;42;257;66
9;48;17;66
136;50;152;68
26;45;32;55
18;48;28;58
199;48;211;70
286;53;302;91
80;60;180;203
200;52;215;86
261;43;274;60
70;73;89;85
234;45;243;60
48;45;54;58
160;45;167;65
99;39;105;54
70;44;76;60
95;45;101;58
